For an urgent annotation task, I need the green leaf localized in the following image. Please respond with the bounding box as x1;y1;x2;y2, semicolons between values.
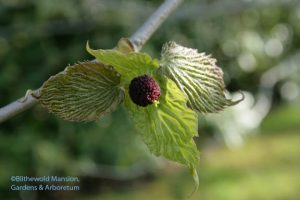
160;41;241;113
125;74;199;186
39;61;124;122
86;42;159;85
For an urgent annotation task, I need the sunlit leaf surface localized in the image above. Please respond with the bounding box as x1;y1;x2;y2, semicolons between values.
87;42;159;85
125;74;199;186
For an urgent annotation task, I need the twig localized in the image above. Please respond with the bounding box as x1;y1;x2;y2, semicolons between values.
0;0;184;124
130;0;183;51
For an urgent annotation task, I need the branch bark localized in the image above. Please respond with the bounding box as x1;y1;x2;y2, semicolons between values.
130;0;183;51
0;0;184;124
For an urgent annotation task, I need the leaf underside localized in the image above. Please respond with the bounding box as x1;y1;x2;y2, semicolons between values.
125;74;199;186
39;62;124;122
160;41;237;113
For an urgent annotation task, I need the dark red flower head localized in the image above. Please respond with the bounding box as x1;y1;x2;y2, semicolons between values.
129;75;161;107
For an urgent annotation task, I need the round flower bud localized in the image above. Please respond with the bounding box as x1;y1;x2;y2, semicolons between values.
129;75;161;107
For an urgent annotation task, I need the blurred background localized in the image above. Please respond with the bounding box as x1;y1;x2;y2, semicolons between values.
0;0;300;199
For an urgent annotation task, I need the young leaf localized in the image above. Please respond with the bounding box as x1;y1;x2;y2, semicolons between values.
160;41;240;113
125;74;199;186
39;62;124;122
87;42;159;85
116;38;135;53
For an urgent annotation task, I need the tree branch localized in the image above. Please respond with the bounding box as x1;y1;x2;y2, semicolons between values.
0;0;184;124
130;0;183;51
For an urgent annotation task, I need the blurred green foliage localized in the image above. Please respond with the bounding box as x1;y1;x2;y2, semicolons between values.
0;0;299;199
77;129;300;200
